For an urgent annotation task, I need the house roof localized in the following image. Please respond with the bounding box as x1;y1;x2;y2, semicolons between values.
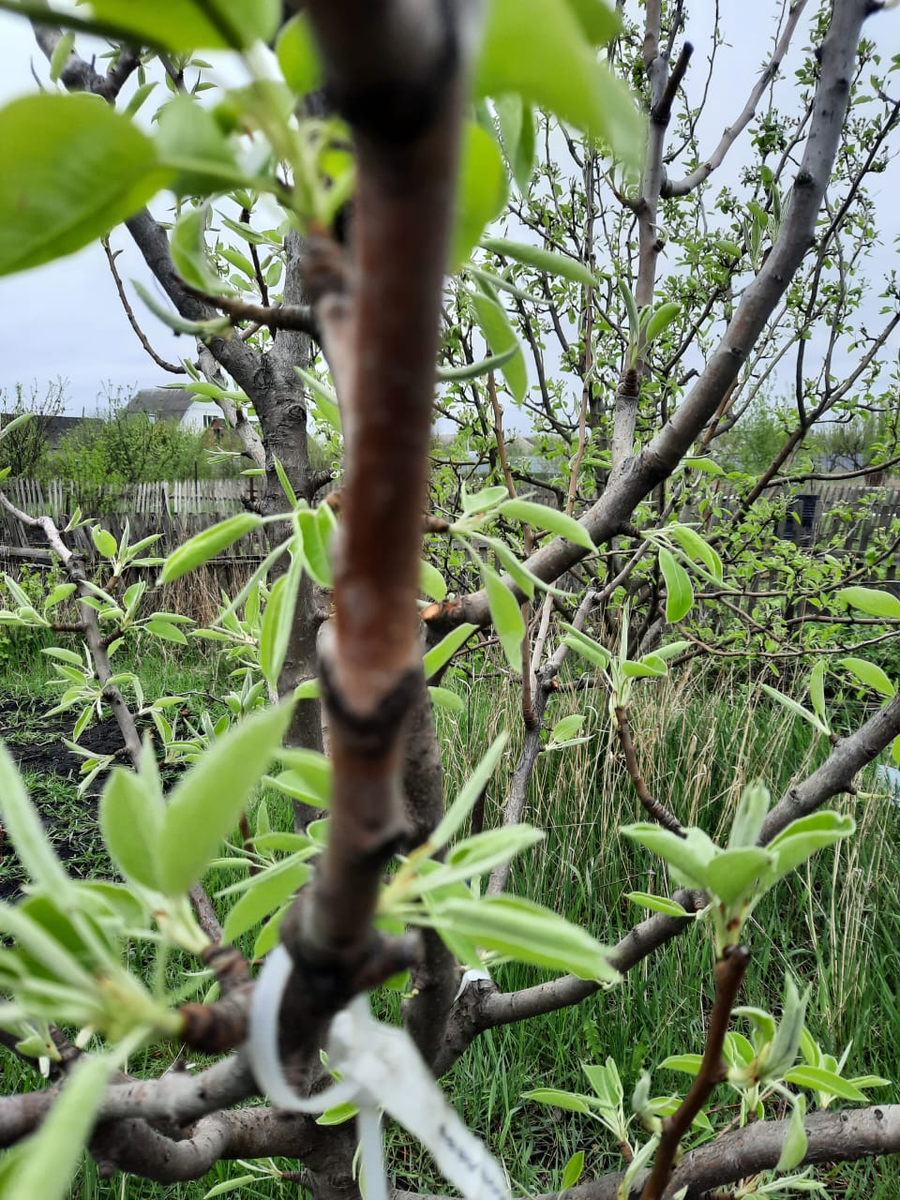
44;416;102;447
0;414;101;448
126;389;197;421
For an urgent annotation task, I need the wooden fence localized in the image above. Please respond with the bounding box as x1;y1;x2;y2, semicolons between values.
0;478;263;566
775;483;900;555
1;476;900;571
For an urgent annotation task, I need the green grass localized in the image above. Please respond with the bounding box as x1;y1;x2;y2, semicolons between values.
430;662;900;1195
1;650;899;1197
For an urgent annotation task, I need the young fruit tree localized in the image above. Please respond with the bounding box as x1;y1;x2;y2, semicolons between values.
1;1;900;1198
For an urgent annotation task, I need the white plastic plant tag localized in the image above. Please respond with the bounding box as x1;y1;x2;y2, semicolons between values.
248;945;509;1200
454;967;492;1002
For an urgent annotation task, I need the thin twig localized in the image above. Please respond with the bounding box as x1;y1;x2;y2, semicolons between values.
102;239;186;375
641;945;750;1199
0;493;143;766
614;705;684;834
184;287;320;338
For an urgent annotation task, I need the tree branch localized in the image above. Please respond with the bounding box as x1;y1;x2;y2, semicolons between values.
663;0;810;197
185;287;321;339
614;705;684;834
640;945;750;1199
425;0;872;633
395;1103;900;1199
102;238;186;375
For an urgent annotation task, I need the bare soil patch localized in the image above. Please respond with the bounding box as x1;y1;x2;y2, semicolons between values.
0;698;128;898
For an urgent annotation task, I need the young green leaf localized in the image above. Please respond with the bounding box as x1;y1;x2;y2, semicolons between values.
260;551;302;688
500;498;595;550
0;94;169;277
146;619;189;645
429;686;466;713
475;0;641;161
809;660;827;724
204;1177;259;1198
429;894;620;982
643;301;682;347
276;12;322;94
548;714;585;744
621;824;716;890
0;742;69;891
705;847;775;906
429;733;508;852
767;812;855;881
271;747;332;808
160;513;261;582
618;277;640;338
560;1149;585;1190
484;564;525;673
682;456;725;475
296;368;343;434
158;701;295;895
423;623;479;679
133;279;230;338
471;290;527;401
316;1102;360;1127
420;560;448;602
734;1006;777;1051
297;508;333;588
763;975;809;1081
621;657;667;679
492;94;529;192
659;547;694;623
453;122;508;268
411;826;545;894
667;525;723;583
658;1053;703;1076
583;1058;623;1106
561;624;611;670
837;586;900;620
87;0;281;51
0;904;95;991
480;535;537;600
760;684;831;738
522;1089;593;1114
461;485;510;515
776;1095;808;1172
91;526;118;559
728;782;770;850
437;344;518;383
12;1052;120;1200
222;859;311;944
626;892;690;918
100;767;166;892
481;236;597;287
783;1066;869;1103
171;203;228;294
839;656;895;699
48;30;75;81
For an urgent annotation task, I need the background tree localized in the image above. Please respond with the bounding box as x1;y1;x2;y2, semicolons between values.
0;379;67;478
0;2;898;1199
46;395;226;484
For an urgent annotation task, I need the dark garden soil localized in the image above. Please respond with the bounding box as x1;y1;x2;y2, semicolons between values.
0;697;127;775
0;697;130;899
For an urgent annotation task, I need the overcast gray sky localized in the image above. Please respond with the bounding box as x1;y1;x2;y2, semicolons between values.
0;16;195;414
0;4;899;417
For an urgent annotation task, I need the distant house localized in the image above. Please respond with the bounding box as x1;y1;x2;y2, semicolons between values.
0;413;101;448
125;388;211;431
